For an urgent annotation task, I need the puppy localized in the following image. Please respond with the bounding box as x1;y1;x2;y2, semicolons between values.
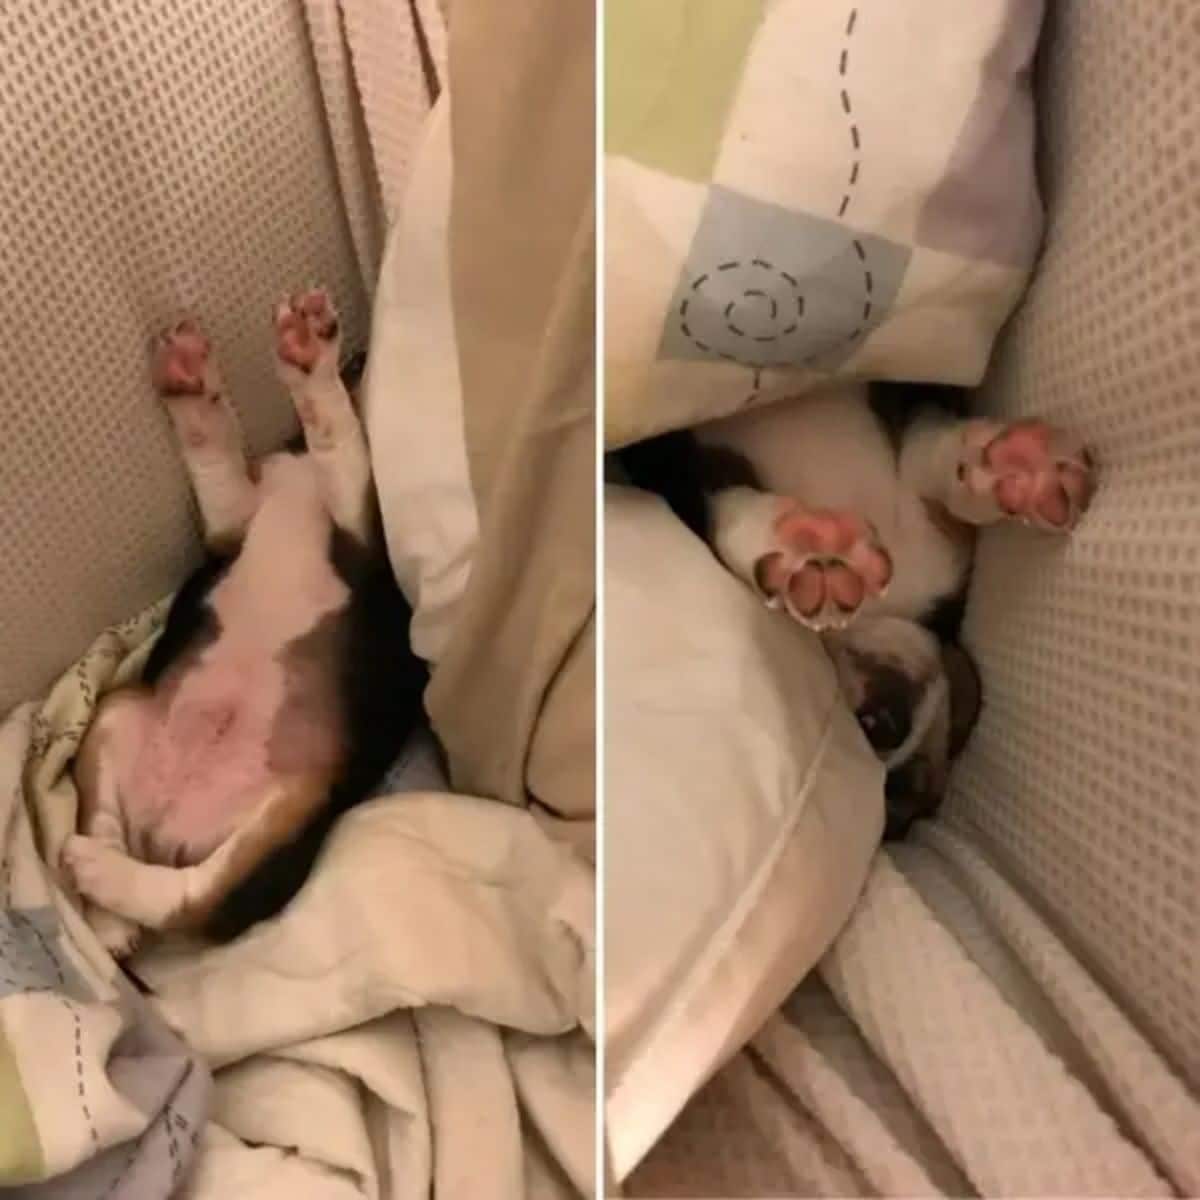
61;289;427;957
617;381;1095;838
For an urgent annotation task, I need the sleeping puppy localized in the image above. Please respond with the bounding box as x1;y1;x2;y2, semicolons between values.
618;381;1096;838
60;288;427;958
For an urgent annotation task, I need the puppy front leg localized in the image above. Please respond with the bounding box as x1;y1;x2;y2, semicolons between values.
710;486;893;632
273;289;374;547
151;323;259;553
900;407;1096;532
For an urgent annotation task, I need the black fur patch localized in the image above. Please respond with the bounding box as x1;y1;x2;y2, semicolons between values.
882;757;941;841
941;640;983;760
868;380;969;452
613;431;714;540
614;429;764;543
922;588;969;644
143;552;233;686
854;663;916;754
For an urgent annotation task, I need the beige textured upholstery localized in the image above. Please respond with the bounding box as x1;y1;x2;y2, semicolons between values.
949;0;1200;1091
0;1;442;717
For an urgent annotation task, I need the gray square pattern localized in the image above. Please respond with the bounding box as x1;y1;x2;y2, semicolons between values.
0;906;94;1002
658;186;911;375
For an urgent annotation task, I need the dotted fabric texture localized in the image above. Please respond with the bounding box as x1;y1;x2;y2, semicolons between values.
631;836;1197;1196
302;0;446;284
627;1048;870;1199
0;0;441;717
948;0;1200;1094
817;859;1170;1197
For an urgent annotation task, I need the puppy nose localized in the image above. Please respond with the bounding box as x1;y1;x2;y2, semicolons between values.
856;698;911;753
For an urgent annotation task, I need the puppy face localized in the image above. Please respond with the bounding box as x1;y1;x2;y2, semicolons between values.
855;662;919;755
827;617;981;840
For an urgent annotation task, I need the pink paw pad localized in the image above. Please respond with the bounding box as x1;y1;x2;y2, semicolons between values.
966;420;1096;531
274;288;339;373
755;507;893;632
151;321;211;396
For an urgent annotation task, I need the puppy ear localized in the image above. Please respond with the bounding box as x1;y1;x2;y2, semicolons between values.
941;642;982;759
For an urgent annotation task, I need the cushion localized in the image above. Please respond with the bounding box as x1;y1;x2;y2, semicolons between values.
604;0;1045;448
946;0;1200;1094
0;0;375;715
604;485;883;1178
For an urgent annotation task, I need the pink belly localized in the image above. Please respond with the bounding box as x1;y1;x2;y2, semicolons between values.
124;660;285;864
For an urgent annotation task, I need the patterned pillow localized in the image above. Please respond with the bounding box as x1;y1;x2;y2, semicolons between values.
605;0;1045;447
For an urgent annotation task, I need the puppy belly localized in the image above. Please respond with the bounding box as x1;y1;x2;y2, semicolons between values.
125;725;272;864
125;647;344;865
124;657;285;863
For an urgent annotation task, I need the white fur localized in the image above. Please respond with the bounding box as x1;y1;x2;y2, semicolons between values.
209;453;348;651
698;383;970;622
162;357;258;547
275;333;374;546
708;486;781;593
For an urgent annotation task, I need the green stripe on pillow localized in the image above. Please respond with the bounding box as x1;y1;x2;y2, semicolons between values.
606;0;765;182
0;1022;45;1184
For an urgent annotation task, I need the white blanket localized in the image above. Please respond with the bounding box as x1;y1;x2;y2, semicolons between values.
141;784;595;1200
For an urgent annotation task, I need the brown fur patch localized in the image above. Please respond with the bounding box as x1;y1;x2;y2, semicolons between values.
695;443;763;492
267;611;349;776
171;772;331;929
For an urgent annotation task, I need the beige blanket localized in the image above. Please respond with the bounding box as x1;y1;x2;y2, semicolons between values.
424;0;596;830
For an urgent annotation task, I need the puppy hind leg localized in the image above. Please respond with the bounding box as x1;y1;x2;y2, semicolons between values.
71;692;152;957
62;774;329;936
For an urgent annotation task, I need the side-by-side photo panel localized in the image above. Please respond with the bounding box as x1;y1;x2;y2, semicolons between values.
0;2;595;1197
604;1;1199;1197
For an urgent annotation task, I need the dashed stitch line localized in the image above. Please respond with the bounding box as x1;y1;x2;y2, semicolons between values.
10;914;97;1148
63;998;99;1147
164;1102;182;1183
679;260;807;365
855;237;874;333
838;7;861;218
99;1143;140;1200
1;787;17;905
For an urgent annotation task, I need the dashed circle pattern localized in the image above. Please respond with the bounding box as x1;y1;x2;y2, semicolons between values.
678;5;873;388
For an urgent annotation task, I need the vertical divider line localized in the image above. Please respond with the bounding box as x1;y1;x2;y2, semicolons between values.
593;0;607;1192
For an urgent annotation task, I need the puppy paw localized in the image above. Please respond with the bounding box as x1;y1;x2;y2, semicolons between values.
754;505;893;632
151;321;213;397
958;420;1096;532
61;835;124;913
273;288;340;380
85;904;142;960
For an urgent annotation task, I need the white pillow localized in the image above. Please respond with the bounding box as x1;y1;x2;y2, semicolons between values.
604;486;883;1177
